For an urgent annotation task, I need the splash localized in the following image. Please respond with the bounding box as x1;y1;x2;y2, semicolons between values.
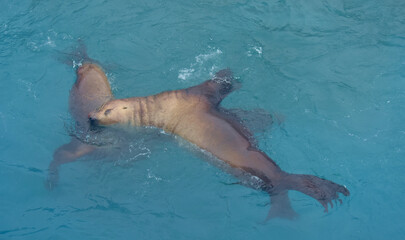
247;45;262;57
26;31;58;52
72;60;83;68
195;48;223;64
178;68;195;81
177;47;223;82
147;169;162;181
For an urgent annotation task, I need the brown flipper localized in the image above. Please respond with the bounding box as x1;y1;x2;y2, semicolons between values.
45;138;95;190
55;39;101;67
211;108;256;147
187;68;240;106
220;108;274;134
284;174;350;212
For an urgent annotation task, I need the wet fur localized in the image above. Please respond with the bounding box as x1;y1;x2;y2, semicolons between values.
89;69;350;219
45;63;113;190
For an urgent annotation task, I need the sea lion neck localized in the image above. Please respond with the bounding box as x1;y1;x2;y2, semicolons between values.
122;90;207;131
126;94;166;128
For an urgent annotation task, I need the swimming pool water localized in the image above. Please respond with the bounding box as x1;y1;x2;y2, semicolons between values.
1;0;404;239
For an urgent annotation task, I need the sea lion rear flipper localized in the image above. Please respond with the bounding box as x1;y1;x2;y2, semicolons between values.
188;69;240;106
267;191;298;220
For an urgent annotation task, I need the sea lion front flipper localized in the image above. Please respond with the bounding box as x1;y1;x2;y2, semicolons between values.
221;108;275;133
188;69;240;106
212;68;240;96
45;138;95;190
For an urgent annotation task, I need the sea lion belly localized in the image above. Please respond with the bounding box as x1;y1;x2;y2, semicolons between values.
172;109;253;168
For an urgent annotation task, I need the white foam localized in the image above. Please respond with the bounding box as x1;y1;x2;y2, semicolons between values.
195;49;222;64
147;169;162;181
26;33;56;52
44;36;56;47
178;68;195;81
254;46;262;55
177;47;223;82
72;60;83;69
247;45;263;57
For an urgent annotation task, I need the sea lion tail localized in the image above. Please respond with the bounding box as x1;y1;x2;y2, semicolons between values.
266;191;299;220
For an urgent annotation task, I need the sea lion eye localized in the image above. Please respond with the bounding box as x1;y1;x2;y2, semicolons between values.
104;109;112;116
123;107;127;109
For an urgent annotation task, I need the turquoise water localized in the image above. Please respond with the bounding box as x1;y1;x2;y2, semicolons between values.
1;0;404;239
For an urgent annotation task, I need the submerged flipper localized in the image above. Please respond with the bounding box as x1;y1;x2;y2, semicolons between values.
221;108;274;133
55;39;101;68
188;69;240;106
211;68;239;100
267;191;298;220
45;138;95;190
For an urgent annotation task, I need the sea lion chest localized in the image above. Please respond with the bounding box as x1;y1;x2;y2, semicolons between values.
157;91;249;161
157;90;210;134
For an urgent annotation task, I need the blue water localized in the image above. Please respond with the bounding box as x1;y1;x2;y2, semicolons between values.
1;0;404;239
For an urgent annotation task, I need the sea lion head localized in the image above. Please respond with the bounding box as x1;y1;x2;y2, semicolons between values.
88;99;131;126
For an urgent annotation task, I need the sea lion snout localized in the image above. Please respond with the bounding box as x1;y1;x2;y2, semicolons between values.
88;115;106;132
87;105;122;126
88;116;99;126
88;111;100;124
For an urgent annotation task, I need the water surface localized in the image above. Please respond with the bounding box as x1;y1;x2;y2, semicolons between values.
1;0;404;239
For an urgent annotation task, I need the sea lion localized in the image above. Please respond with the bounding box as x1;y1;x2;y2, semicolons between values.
45;61;113;190
89;69;350;219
